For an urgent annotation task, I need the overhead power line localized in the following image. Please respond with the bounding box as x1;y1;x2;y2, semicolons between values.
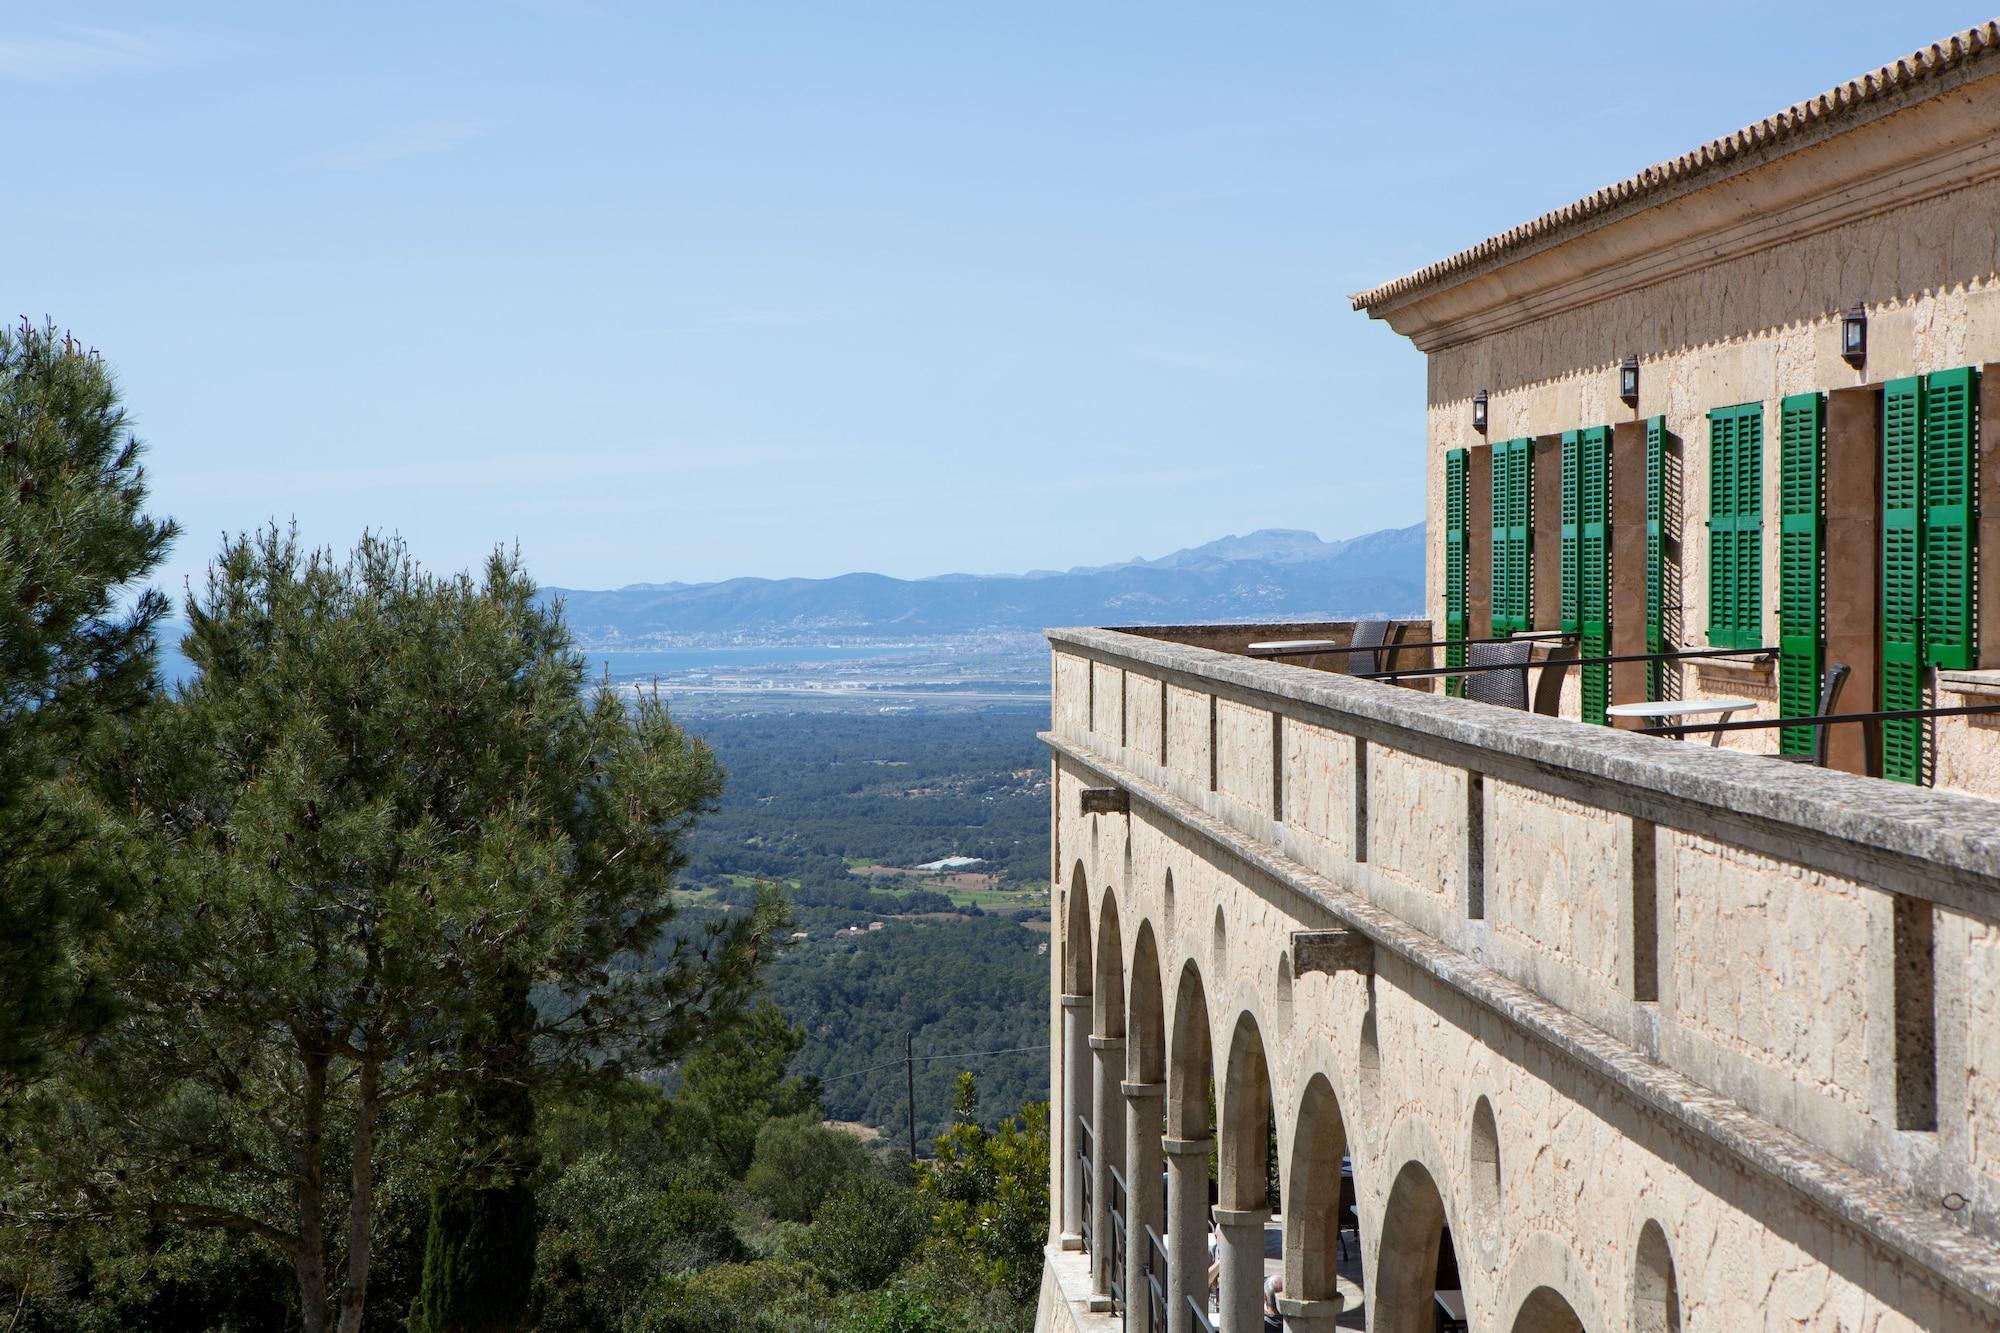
816;1041;1050;1084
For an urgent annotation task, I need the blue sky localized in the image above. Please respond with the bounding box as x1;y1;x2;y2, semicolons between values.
8;3;1983;594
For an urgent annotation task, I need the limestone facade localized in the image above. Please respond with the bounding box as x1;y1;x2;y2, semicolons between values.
1036;628;2000;1332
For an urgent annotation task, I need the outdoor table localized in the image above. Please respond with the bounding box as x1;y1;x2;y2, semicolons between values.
1246;639;1339;657
1605;697;1757;745
1434;1289;1468;1330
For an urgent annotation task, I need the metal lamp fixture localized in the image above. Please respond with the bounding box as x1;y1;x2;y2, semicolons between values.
1472;388;1489;434
1841;304;1868;366
1619;355;1640;406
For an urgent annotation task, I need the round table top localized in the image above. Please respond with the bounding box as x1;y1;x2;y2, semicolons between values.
1604;697;1757;719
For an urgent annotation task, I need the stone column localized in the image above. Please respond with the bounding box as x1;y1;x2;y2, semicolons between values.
1088;1034;1126;1303
1060;993;1091;1247
1122;1080;1166;1333
1212;1206;1267;1333
1163;1135;1211;1333
1274;1295;1342;1333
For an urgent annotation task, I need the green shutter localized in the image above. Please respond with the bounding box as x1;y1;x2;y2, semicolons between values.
1491;438;1533;636
1445;448;1468;698
1924;366;1980;670
1579;426;1611;725
1644;417;1667;700
1778;394;1825;756
1882;377;1926;784
1708;403;1764;650
1560;431;1580;636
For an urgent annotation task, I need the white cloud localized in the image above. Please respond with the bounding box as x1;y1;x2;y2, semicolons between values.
312;119;487;172
0;26;183;81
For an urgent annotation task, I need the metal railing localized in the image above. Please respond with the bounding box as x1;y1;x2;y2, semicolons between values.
1145;1226;1170;1333
1639;700;2000;774
1107;1163;1129;1317
1078;1116;1094;1255
1252;628;1569;660
1365;643;1777;683
1185;1296;1217;1333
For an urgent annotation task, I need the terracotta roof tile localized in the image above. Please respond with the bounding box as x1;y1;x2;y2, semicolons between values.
1350;21;2000;313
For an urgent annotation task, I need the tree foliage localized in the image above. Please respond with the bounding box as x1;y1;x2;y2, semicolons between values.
916;1074;1049;1306
0;320;175;1091
17;530;771;1333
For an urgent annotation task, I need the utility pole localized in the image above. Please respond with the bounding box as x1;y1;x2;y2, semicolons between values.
905;1032;918;1162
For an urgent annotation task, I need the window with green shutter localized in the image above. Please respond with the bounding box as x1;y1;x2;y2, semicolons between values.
1561;428;1611;723
1445;448;1468;698
1882;376;1926;784
1644;417;1667;700
1491;437;1534;636
1578;426;1611;725
1707;403;1764;650
1924;366;1981;671
1778;394;1825;756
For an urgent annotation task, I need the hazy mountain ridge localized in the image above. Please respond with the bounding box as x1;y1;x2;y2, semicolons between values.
549;522;1423;645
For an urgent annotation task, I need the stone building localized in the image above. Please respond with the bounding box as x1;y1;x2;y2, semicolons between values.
1037;23;2000;1333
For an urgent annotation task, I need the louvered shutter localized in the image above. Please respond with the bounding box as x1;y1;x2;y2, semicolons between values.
1882;377;1926;784
1445;448;1468;698
1579;426;1611;725
1644;417;1667;700
1924;366;1980;670
1708;404;1764;650
1560;431;1580;636
1778;394;1825;755
1491;438;1533;636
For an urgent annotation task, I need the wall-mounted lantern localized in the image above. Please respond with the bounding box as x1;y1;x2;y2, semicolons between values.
1472;389;1489;434
1841;304;1868;367
1619;355;1640;407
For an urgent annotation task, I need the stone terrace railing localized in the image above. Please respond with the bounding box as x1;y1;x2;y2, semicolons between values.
1047;622;2000;1280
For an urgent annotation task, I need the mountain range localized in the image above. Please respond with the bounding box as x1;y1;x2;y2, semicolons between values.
543;522;1424;645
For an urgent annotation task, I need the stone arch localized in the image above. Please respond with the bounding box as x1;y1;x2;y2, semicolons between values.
1128;923;1167;1085
1095;891;1126;1039
1167;960;1213;1139
1218;1011;1273;1211
1060;861;1093;1243
1284;1073;1350;1307
1467;1094;1502;1254
1064;860;1093;996
1372;1157;1463;1333
1632;1218;1681;1332
1162;868;1177;942
1510;1286;1586;1333
1497;1231;1602;1333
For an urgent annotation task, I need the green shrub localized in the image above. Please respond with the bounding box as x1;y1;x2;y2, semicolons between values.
746;1115;875;1223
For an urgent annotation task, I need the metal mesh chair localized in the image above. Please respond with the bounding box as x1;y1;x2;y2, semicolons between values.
1776;663;1851;767
1344;619;1391;675
1463;640;1533;710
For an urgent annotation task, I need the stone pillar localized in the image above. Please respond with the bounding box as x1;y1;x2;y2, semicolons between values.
1275;1295;1342;1333
1164;1135;1211;1333
1123;1080;1166;1333
1060;993;1091;1247
1089;1034;1126;1301
1213;1206;1267;1333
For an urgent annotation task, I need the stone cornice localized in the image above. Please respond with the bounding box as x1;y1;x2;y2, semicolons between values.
1354;43;2000;352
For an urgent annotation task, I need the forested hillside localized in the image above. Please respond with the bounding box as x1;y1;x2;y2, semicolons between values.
682;711;1052;1141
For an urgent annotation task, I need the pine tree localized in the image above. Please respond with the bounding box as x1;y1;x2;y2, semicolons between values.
25;530;774;1333
0;319;175;1093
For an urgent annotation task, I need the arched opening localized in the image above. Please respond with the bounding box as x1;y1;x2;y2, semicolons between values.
1125;925;1169;1333
1165;963;1215;1333
1355;1007;1382;1124
1211;905;1228;973
1090;893;1128;1299
1284;1074;1354;1315
1162;869;1177;943
1633;1220;1680;1333
1373;1159;1463;1333
1061;863;1094;1245
1215;1013;1277;1331
1512;1285;1586;1333
1468;1096;1502;1251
